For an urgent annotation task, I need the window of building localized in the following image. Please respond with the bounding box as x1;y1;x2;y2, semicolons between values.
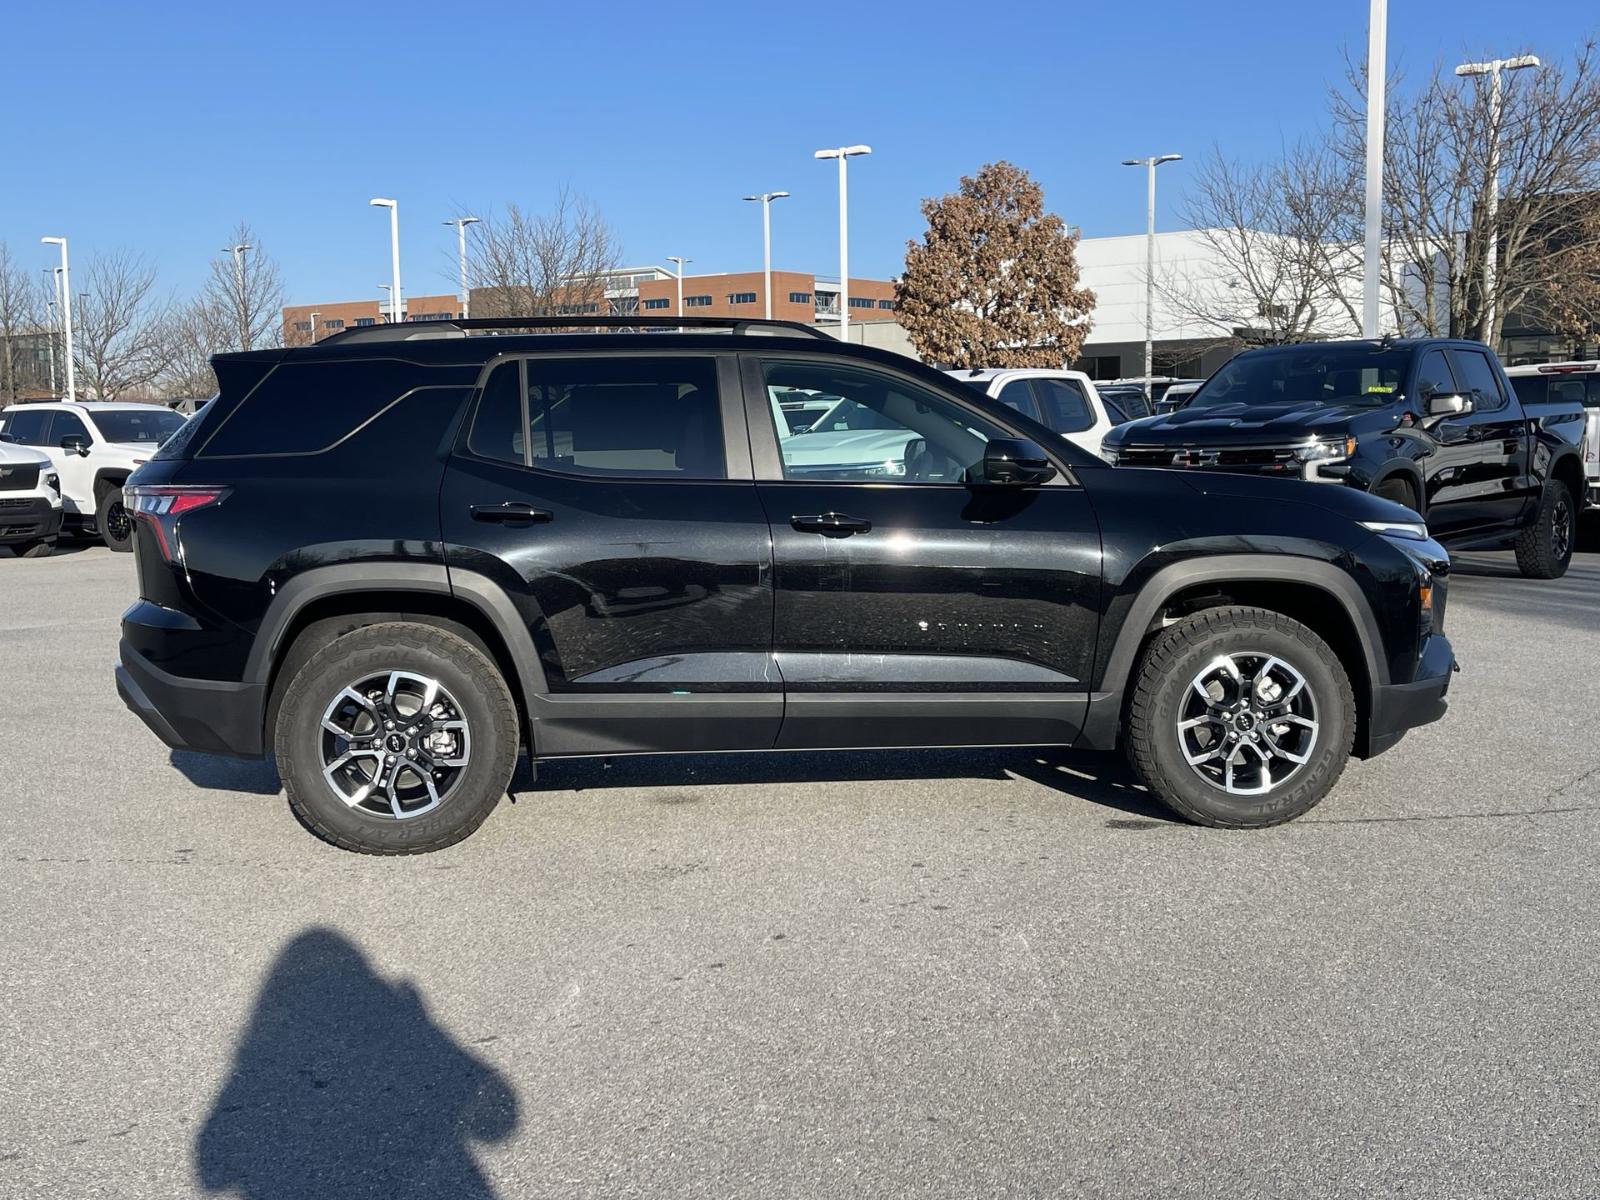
352;318;374;327
408;312;453;322
611;297;640;315
468;356;725;478
325;319;346;330
877;299;896;310
684;295;712;308
848;297;877;309
292;321;312;332
788;292;812;304
728;292;757;305
643;298;672;310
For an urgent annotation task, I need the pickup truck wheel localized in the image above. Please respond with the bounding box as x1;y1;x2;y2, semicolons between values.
10;537;55;558
1126;607;1355;828
1373;477;1418;512
274;621;519;855
96;487;134;552
1513;478;1575;580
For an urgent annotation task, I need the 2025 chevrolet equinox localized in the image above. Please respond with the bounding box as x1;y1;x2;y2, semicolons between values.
116;317;1456;854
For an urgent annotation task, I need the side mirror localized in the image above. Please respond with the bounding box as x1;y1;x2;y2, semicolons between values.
1426;392;1473;417
60;434;90;456
982;437;1057;486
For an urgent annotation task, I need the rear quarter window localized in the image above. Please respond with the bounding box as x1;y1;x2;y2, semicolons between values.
199;360;461;457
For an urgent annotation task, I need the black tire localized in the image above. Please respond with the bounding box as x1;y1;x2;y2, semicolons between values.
1513;477;1575;580
10;537;55;559
1373;477;1418;513
1126;606;1356;829
274;621;519;854
96;486;133;552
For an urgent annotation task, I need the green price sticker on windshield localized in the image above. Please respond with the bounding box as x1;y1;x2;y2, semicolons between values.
1365;385;1395;393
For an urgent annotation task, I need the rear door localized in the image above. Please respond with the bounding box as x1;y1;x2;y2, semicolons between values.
440;351;779;756
1445;346;1531;531
743;353;1102;751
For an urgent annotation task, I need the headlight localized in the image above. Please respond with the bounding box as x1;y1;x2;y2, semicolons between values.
1361;519;1430;541
1293;436;1357;463
1101;447;1121;466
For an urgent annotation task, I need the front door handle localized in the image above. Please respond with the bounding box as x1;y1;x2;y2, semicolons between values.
791;512;872;536
470;501;553;525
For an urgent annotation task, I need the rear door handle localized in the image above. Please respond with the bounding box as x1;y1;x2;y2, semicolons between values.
470;502;552;524
790;512;872;536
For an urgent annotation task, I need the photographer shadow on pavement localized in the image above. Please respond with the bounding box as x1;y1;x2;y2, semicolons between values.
195;928;519;1200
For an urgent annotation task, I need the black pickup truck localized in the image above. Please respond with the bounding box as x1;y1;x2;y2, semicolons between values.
1101;338;1588;578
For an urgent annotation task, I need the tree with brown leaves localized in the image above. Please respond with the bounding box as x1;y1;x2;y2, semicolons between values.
897;162;1095;368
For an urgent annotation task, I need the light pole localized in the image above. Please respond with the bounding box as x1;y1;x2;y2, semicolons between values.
666;256;691;324
742;191;790;319
308;310;320;345
1362;0;1388;337
222;242;252;349
1121;154;1181;397
443;216;479;319
370;198;402;323
378;284;394;324
814;145;871;340
1455;53;1541;347
42;267;62;395
40;237;74;402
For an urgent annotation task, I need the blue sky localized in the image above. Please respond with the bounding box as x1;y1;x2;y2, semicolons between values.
2;0;1592;306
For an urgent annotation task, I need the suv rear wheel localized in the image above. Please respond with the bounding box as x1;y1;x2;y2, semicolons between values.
1126;607;1355;828
274;622;519;854
1513;477;1575;579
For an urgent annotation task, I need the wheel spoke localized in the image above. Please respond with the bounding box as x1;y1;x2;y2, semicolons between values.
320;669;472;820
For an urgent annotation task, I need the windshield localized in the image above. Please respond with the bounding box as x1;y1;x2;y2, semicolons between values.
93;408;187;443
1188;346;1410;409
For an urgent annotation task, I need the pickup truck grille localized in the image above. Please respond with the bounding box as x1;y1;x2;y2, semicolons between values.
1118;446;1301;475
0;463;40;491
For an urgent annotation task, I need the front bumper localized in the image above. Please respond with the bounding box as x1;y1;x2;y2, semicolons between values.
116;640;265;758
0;497;62;544
1363;632;1455;757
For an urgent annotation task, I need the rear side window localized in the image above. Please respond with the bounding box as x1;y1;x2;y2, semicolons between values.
1449;349;1506;410
200;360;436;457
1035;378;1094;433
1510;375;1547;406
2;410;49;445
468;356;725;479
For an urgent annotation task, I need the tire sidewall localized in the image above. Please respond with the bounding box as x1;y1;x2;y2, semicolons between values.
276;628;517;853
97;488;133;552
1142;621;1353;827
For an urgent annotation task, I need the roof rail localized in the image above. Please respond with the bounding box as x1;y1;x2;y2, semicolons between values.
315;314;834;346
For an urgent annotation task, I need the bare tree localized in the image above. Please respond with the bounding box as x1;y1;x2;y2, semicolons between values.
897;161;1096;368
0;243;48;401
1158;142;1363;351
1333;42;1600;342
204;222;285;352
74;251;167;400
154;299;227;399
465;187;621;318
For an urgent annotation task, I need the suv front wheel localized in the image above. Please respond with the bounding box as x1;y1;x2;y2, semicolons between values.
1126;607;1356;828
274;622;520;854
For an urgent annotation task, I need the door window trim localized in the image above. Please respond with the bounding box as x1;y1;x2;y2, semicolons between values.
455;349;753;482
737;353;1080;488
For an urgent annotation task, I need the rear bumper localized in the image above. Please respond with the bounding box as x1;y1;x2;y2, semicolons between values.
0;497;62;543
1363;633;1455;758
115;640;265;757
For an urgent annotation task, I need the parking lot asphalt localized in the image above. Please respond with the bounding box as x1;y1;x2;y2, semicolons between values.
3;534;1598;1199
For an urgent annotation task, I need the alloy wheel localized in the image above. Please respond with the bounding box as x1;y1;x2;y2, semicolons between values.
1553;496;1572;561
1178;652;1320;795
319;670;472;819
104;501;132;543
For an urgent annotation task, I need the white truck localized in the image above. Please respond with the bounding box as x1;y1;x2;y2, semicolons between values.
0;402;188;551
1507;362;1599;510
944;368;1119;459
0;438;63;558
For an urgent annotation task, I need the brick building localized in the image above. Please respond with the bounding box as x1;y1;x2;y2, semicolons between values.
282;294;460;344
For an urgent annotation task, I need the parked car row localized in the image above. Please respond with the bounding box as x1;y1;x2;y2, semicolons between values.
116;315;1455;854
0;401;190;554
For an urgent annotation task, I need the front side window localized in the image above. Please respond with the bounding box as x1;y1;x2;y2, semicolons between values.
762;360;1004;484
51;411;91;444
469;356;725;479
1415;350;1457;400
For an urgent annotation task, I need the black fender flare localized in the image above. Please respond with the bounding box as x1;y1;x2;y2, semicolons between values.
1080;554;1388;751
242;560;551;720
1365;462;1426;513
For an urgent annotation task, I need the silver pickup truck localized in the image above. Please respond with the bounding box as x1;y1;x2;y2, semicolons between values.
1508;362;1600;510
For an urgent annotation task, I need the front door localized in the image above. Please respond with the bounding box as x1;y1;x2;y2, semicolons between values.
441;351;779;756
742;355;1103;750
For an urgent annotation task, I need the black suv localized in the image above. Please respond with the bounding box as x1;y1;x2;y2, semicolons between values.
1101;339;1587;578
117;317;1456;854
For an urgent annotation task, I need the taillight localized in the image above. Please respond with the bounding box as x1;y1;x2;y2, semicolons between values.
125;485;230;563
